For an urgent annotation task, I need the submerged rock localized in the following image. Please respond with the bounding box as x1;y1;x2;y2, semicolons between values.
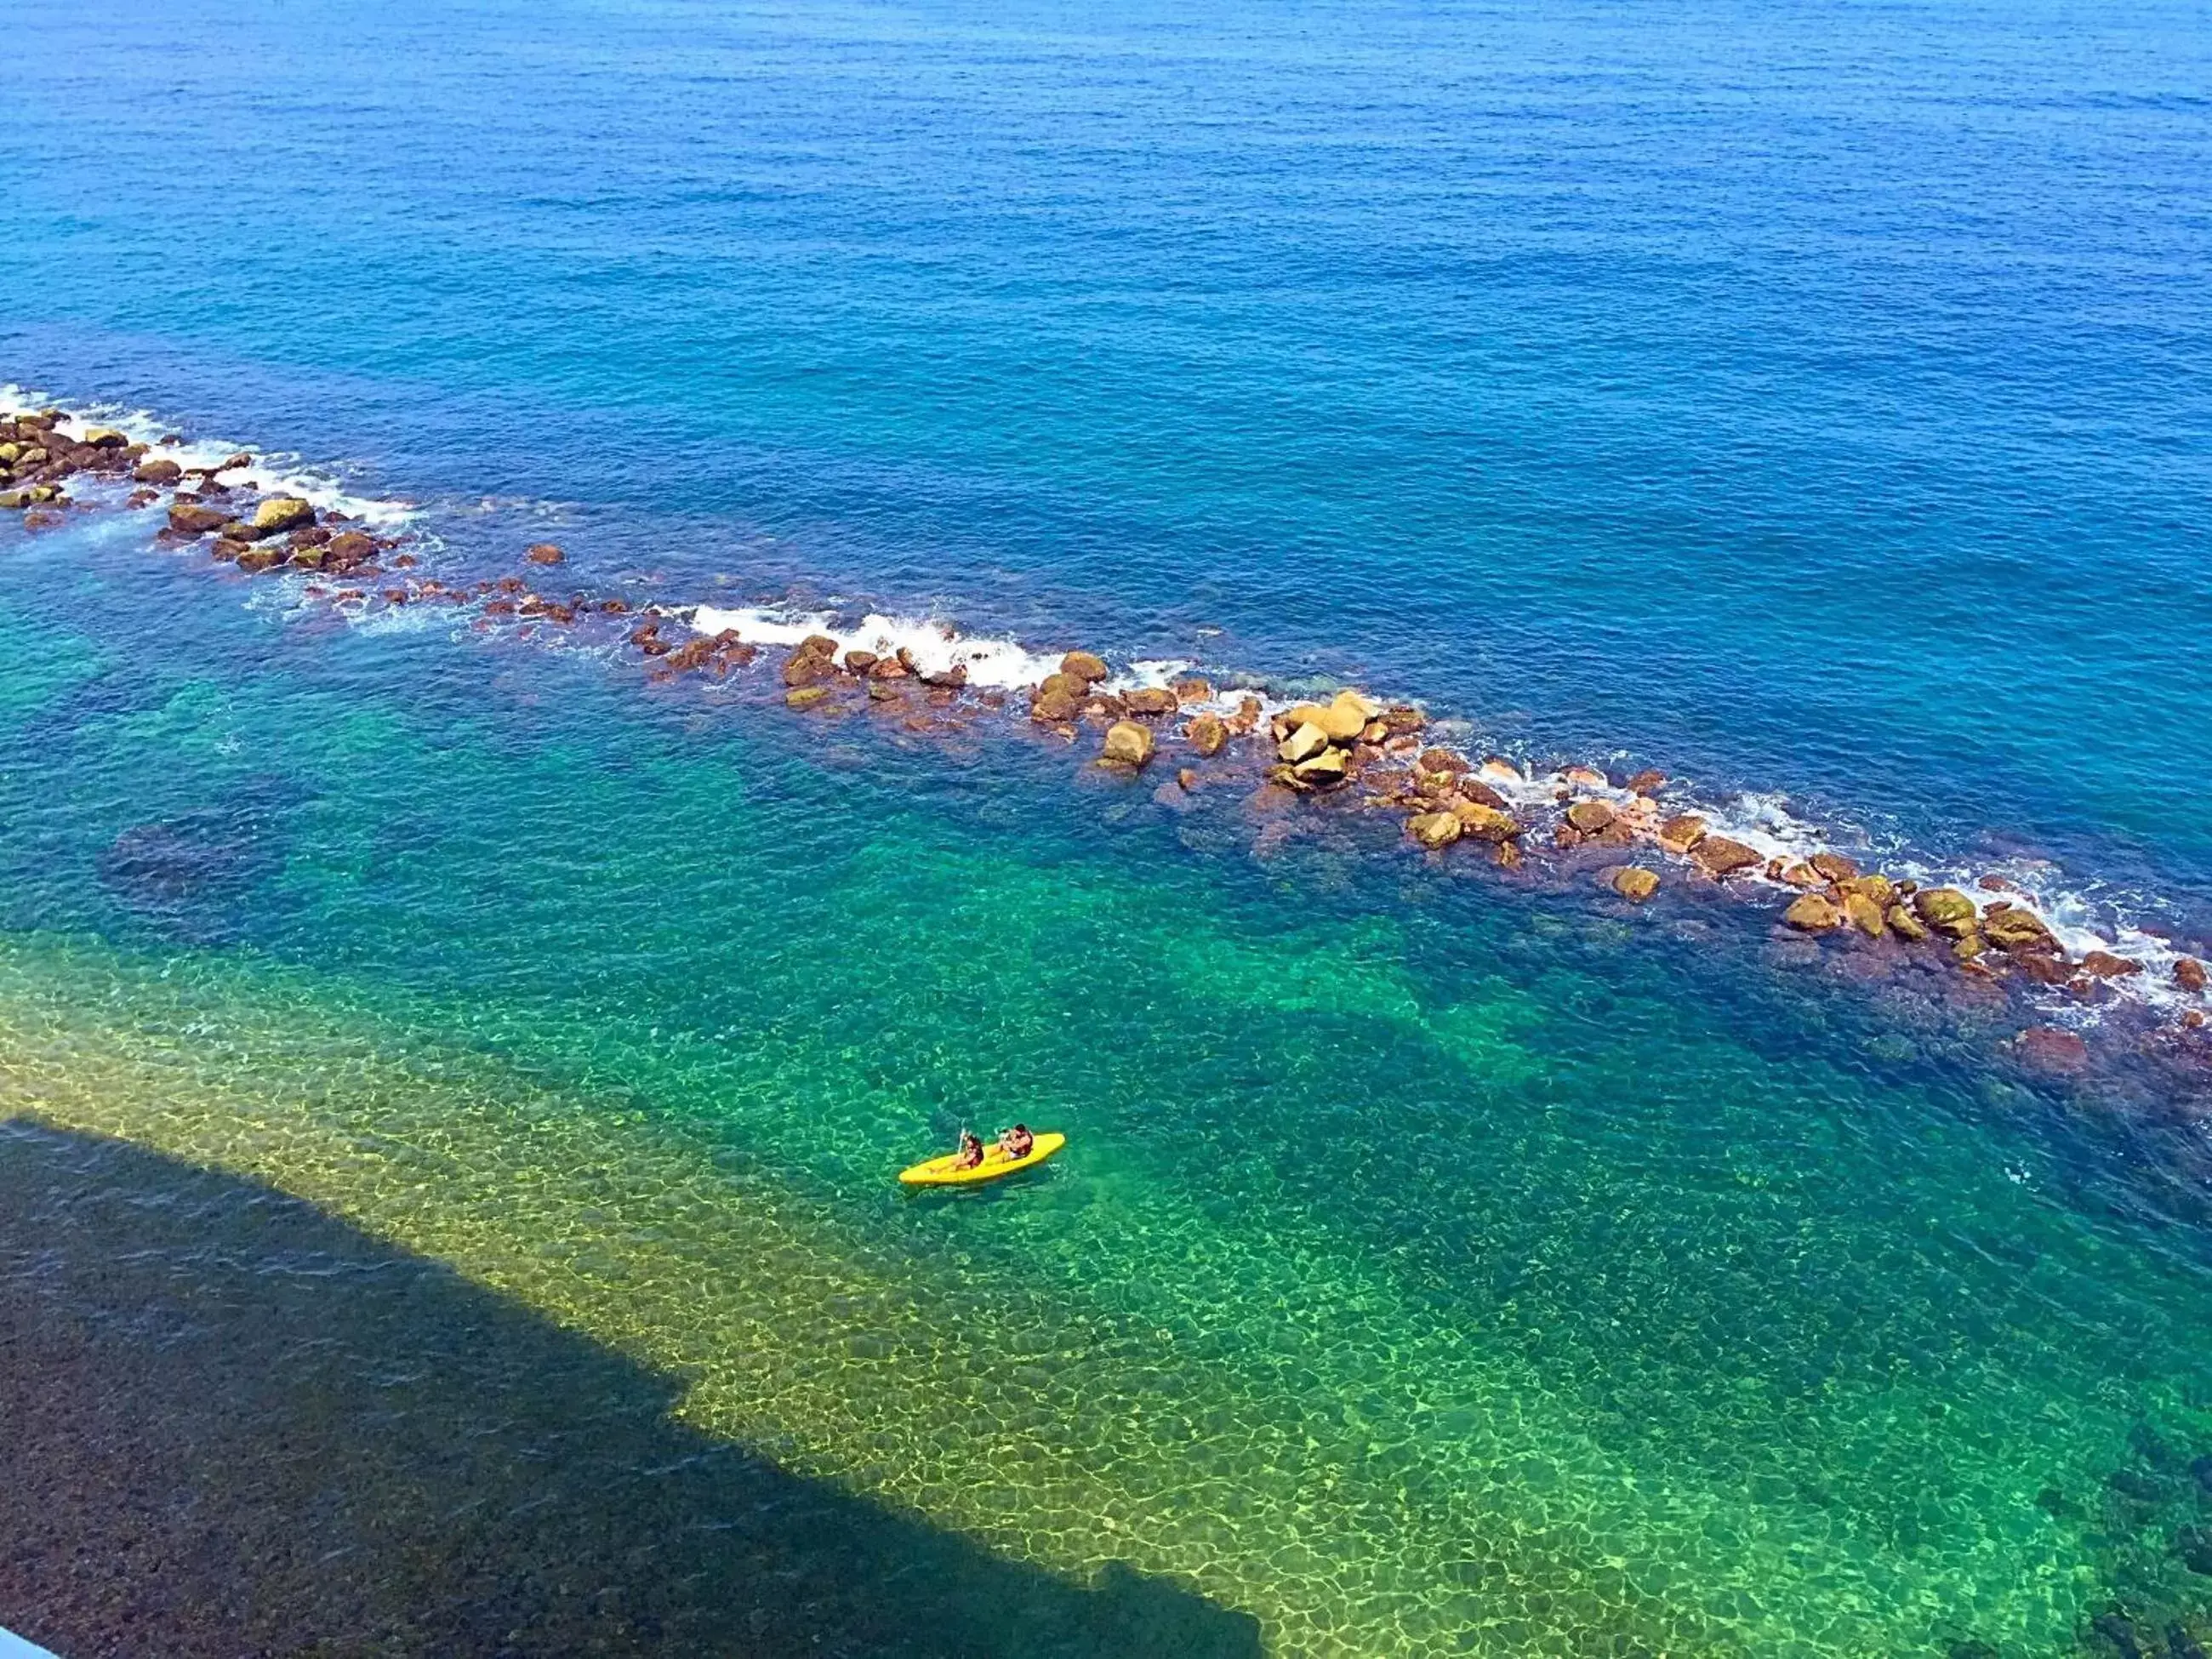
1100;720;1154;768
1622;768;1666;795
525;541;565;564
2178;957;2209;994
785;686;830;710
2077;950;2141;978
2015;1026;2089;1073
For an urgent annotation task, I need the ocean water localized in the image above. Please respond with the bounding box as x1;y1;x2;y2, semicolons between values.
5;1;2212;1655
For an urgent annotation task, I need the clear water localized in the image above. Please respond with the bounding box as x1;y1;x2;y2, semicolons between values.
5;2;2212;1655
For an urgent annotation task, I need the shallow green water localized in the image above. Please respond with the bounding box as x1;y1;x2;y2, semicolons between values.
4;570;2212;1656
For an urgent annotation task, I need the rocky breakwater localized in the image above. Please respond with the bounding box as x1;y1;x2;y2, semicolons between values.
0;408;153;527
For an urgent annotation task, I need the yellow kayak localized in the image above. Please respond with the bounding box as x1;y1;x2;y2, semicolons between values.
899;1132;1066;1187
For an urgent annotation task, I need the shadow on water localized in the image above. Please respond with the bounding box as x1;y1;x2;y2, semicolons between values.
0;1121;1263;1659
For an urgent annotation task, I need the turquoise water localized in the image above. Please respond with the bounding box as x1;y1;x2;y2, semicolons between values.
6;2;2212;1654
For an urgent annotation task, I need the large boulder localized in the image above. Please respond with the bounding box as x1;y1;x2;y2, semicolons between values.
1622;768;1666;795
133;457;184;486
1123;687;1179;716
1565;799;1616;835
1279;721;1331;765
1887;905;1930;942
2076;950;2141;979
1036;670;1090;704
1784;893;1844;932
1692;835;1762;876
1029;687;1082;722
1172;676;1213;705
1611;867;1660;903
1292;748;1348;785
1809;852;1860;882
1059;650;1109;683
2177;957;2209;995
525;541;565;564
167;501;228;536
323;530;376;570
1100;720;1154;768
1837;874;1896;909
1913;887;1979;938
1457;779;1509;812
249;496;316;536
783;647;836;687
1841;891;1888;938
1186;714;1227;757
1451;802;1522;843
1981;906;2060;955
1418;748;1468;776
1407;812;1462;850
1657;814;1707;853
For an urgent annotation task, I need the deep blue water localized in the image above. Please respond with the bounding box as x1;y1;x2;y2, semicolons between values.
6;0;2209;898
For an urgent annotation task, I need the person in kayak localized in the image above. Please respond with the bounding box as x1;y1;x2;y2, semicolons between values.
997;1124;1035;1161
952;1130;985;1170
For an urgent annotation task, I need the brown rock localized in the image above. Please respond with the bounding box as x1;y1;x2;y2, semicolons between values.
133;457;184;486
1035;670;1087;704
210;538;251;562
1778;862;1824;889
2014;952;2072;986
1657;814;1708;854
1457;779;1508;812
1886;905;1930;942
249;496;316;536
1842;892;1888;938
1692;836;1762;877
1292;748;1348;785
842;649;878;675
1059;650;1109;683
1783;893;1844;932
2015;1027;2089;1073
785;687;830;710
526;542;565;564
1622;768;1667;795
167;501;228;536
1279;722;1331;765
1493;841;1524;870
1452;803;1522;843
323;531;376;569
1176;767;1197;791
1029;687;1083;723
1172;676;1213;705
1913;888;1980;938
235;545;287;574
871;654;910;679
1565;800;1616;835
2175;957;2208;994
1407;812;1462;850
1611;867;1661;903
1100;720;1155;769
1187;714;1227;757
1554;822;1586;851
782;646;837;687
1837;874;1896;909
1124;687;1179;716
1981;907;2060;955
1809;852;1860;882
920;663;968;689
1382;706;1424;735
1418;748;1469;776
2076;950;2141;979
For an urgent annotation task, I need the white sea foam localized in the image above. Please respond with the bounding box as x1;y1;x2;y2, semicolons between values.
1;385;419;529
686;603;1067;692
